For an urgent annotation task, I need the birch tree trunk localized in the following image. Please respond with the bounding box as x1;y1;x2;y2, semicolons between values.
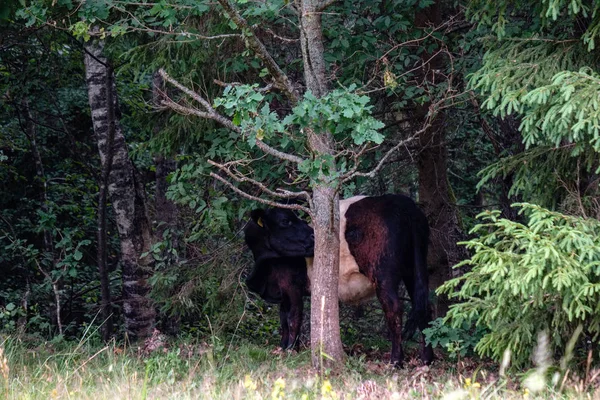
97;112;113;342
84;34;156;340
299;0;345;369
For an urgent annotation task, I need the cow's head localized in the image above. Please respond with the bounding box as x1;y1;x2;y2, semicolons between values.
244;207;314;260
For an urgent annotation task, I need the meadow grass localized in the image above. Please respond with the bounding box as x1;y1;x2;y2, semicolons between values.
0;332;597;400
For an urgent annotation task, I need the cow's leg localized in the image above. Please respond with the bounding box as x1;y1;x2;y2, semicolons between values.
279;300;291;349
286;287;304;350
375;279;404;367
420;326;434;364
403;276;434;365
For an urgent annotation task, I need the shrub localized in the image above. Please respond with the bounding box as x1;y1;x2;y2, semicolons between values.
422;318;487;360
439;203;600;367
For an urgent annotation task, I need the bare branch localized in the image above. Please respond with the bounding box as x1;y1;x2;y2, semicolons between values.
208;159;313;206
254;140;304;164
213;79;273;93
160;96;214;120
210;172;312;215
122;26;242;41
276;189;314;208
109;3;242;41
217;0;300;104
159;69;220;121
160;69;305;164
262;28;299;43
341;125;429;183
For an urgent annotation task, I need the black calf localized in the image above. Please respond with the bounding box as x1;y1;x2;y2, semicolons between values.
244;208;311;349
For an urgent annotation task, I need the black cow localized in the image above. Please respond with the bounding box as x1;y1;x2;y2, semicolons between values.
244;208;312;349
244;194;434;366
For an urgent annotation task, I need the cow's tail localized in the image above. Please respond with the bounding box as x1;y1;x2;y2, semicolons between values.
403;224;430;340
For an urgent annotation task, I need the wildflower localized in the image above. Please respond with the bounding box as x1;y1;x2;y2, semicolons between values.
271;377;286;400
243;374;257;391
523;388;530;398
383;70;399;90
321;379;332;396
463;378;480;389
321;379;339;399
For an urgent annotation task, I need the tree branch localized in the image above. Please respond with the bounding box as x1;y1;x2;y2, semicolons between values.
159;69;305;164
210;172;312;215
254;140;304;164
262;27;299;43
217;0;300;104
208;159;313;207
213;79;273;93
160;95;217;122
342;124;430;183
159;69;223;123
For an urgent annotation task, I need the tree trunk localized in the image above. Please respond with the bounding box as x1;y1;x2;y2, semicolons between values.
84;33;156;340
414;1;466;318
416;110;465;316
97;173;113;341
97;114;114;342
300;0;345;370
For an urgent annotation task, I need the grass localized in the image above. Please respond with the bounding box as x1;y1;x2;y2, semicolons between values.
0;332;598;399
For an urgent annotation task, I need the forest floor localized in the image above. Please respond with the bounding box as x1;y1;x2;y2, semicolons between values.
0;333;598;400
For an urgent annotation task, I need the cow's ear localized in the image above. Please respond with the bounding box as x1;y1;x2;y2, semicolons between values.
251;209;266;228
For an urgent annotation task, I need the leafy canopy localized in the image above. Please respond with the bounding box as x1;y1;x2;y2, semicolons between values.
213;83;385;184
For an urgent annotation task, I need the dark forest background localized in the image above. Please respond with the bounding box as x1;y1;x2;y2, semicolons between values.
1;0;600;374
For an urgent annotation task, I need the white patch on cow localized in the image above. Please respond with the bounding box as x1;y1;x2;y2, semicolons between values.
305;196;376;304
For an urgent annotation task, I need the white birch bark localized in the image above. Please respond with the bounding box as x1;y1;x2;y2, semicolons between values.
84;33;155;339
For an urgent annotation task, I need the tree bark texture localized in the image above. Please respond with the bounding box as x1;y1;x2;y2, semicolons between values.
84;35;156;340
97;115;114;342
299;0;346;369
414;1;466;318
97;173;114;341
